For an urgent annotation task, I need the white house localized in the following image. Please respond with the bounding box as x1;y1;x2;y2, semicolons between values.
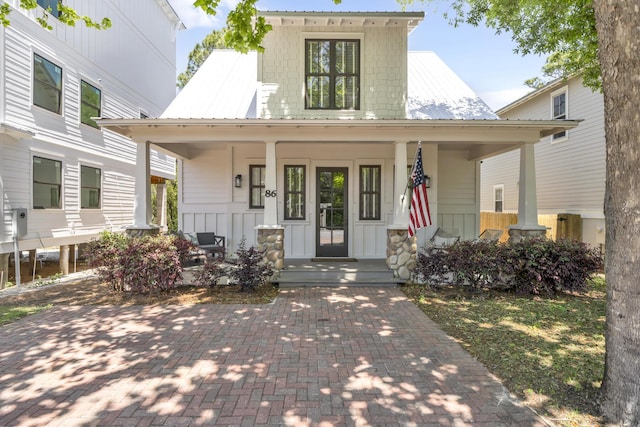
99;11;578;279
0;0;182;286
480;75;605;248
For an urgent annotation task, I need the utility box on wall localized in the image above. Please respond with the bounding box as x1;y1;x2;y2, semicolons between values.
12;208;27;238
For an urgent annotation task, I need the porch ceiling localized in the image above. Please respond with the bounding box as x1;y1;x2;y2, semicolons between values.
97;118;580;161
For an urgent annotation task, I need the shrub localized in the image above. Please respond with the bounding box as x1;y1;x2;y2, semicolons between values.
226;238;274;292
414;237;603;295
87;231;187;293
192;260;226;288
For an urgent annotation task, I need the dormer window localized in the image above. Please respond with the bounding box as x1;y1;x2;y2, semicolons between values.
305;39;360;110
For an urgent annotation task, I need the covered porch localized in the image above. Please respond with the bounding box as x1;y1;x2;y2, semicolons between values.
98;118;579;278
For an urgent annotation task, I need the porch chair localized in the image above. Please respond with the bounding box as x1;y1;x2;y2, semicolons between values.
196;232;226;259
477;228;503;242
428;227;460;251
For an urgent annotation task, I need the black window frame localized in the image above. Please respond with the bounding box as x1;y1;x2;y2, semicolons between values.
359;165;381;220
284;165;306;220
80;165;101;209
305;39;360;110
249;165;266;209
80;80;102;128
552;90;567;140
33;156;62;209
33;53;63;114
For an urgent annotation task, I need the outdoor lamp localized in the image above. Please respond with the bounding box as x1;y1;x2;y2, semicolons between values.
235;174;242;188
424;175;431;188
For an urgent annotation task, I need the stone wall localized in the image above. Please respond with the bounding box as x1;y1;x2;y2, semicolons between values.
386;228;416;280
257;227;285;270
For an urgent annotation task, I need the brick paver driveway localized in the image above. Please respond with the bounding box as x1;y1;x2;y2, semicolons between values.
0;288;547;426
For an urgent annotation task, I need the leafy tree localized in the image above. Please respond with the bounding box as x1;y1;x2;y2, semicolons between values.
177;28;227;89
1;0;111;29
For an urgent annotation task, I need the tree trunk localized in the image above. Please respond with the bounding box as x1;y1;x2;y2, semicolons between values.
593;1;640;424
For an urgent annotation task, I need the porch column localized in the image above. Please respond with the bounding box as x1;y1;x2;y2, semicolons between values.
387;141;414;280
256;141;284;270
0;253;9;288
392;141;410;227
156;181;168;230
509;143;546;241
127;140;159;236
59;245;69;276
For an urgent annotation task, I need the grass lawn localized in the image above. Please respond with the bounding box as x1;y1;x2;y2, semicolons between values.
0;305;50;326
402;275;606;427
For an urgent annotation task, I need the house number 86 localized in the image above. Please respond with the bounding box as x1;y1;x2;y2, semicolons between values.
265;190;277;197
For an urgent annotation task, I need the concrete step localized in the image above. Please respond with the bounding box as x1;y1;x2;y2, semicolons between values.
274;269;403;288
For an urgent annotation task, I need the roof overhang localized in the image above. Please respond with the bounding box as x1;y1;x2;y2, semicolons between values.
97;118;580;161
259;11;424;34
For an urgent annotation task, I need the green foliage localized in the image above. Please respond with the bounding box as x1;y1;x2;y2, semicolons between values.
0;305;50;326
223;0;271;53
1;1;111;30
87;231;192;294
414;237;603;295
177;28;228;88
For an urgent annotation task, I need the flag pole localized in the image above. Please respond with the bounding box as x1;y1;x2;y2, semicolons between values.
401;142;422;203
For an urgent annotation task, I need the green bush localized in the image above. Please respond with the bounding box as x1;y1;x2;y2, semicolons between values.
227;238;274;292
414;237;603;295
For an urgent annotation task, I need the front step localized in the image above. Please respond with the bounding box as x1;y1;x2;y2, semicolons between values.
274;263;403;288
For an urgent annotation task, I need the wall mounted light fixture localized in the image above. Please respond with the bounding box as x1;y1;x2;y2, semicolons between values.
424;175;431;188
234;174;242;188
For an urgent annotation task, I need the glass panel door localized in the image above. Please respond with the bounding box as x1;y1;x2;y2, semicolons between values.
316;167;348;257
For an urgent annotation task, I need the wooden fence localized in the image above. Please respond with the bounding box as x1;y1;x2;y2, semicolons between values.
480;212;583;242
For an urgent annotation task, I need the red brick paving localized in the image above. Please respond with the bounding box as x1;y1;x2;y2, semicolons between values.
0;288;549;426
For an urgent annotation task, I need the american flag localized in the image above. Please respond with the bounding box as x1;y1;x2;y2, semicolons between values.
408;144;432;237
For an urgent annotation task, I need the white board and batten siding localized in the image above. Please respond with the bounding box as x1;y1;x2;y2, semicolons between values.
480;76;606;246
0;0;179;253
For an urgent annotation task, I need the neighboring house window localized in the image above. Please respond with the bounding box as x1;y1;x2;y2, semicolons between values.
360;165;381;220
81;165;101;209
552;89;567;140
494;185;504;213
305;39;360;110
33;156;62;209
284;166;305;220
33;53;62;114
37;0;60;17
140;111;149;119
80;80;101;128
250;165;265;209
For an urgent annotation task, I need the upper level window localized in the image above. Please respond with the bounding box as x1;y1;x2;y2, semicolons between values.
250;165;265;209
33;54;62;114
305;39;360;110
284;165;305;220
360;166;381;220
37;0;60;18
552;89;567;140
81;165;101;209
33;156;62;209
494;185;504;213
81;80;101;128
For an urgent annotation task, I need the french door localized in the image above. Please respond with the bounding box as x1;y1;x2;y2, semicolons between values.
316;167;348;257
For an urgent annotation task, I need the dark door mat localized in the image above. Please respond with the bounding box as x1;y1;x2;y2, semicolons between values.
311;258;358;262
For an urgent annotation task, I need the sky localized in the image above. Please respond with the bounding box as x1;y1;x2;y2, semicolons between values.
166;0;547;111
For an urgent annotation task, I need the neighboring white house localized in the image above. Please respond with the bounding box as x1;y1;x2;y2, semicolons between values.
0;0;182;285
480;75;605;248
100;11;578;278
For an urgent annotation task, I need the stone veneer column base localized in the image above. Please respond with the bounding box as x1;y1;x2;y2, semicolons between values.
256;226;285;270
386;228;416;280
508;225;547;243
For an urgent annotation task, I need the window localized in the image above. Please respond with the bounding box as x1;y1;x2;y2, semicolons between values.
305;39;360;110
552;89;567;140
249;165;266;209
33;54;62;114
81;80;101;128
360;165;381;220
284;166;305;220
81;165;101;209
33;156;62;209
494;185;504;213
37;0;60;17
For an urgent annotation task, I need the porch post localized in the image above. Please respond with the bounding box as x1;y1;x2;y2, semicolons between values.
256;140;284;270
509;143;546;241
387;141;415;280
127;140;159;236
